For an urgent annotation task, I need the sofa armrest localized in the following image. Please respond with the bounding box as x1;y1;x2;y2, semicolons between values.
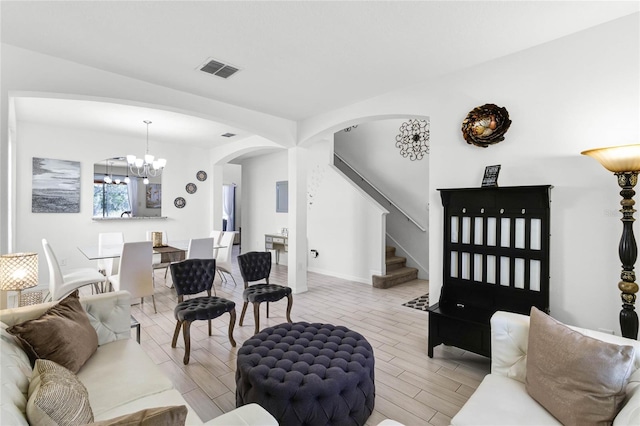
0;291;131;346
490;311;530;383
80;291;131;345
204;404;278;426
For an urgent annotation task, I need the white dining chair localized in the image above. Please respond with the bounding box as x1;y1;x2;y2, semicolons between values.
146;230;169;285
97;232;124;289
187;237;215;260
210;230;223;258
108;241;155;313
216;231;237;286
42;239;107;301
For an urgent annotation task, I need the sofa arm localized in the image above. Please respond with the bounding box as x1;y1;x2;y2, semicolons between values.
80;291;131;345
490;311;530;383
204;404;278;426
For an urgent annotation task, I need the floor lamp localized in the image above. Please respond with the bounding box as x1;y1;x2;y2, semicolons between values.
582;144;640;339
0;252;38;309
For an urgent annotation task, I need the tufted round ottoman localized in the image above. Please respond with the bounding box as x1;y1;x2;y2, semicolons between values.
236;322;375;426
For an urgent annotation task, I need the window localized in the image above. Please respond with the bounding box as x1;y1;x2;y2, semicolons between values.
93;179;131;218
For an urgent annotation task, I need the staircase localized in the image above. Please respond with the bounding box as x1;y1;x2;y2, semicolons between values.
372;246;418;289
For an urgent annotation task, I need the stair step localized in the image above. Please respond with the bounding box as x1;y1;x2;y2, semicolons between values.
386;255;406;272
372;266;418;289
385;246;396;257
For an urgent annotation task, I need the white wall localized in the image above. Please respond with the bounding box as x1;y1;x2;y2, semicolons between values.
240;150;289;259
240;141;386;283
297;14;640;334
15;121;213;288
306;140;386;283
335;119;429;278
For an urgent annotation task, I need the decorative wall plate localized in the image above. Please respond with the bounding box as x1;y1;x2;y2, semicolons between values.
186;183;197;194
174;197;186;208
196;170;207;181
461;104;511;148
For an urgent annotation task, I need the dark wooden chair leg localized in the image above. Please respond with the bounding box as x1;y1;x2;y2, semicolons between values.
171;321;182;348
266;301;270;318
253;302;261;335
183;320;192;365
228;309;237;347
239;302;248;326
285;294;293;323
208;319;212;336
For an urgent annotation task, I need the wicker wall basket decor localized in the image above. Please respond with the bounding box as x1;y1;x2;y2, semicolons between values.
461;104;511;148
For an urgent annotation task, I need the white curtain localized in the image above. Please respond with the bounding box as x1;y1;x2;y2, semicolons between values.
222;184;235;231
128;178;139;217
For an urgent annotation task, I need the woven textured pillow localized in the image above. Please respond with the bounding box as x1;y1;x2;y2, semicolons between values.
7;290;98;373
526;307;636;425
87;405;188;426
27;359;94;426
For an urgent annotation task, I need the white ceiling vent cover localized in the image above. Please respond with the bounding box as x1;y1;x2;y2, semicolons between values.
198;57;240;79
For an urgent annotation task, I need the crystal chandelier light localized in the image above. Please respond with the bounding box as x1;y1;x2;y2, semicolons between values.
126;120;166;185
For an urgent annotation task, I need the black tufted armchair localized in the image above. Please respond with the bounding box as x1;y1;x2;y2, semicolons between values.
237;251;292;335
170;259;236;364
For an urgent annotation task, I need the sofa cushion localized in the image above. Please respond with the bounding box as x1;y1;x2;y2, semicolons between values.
0;322;32;425
526;307;636;425
7;290;98;373
27;359;94;426
87;405;187;425
78;339;174;417
451;374;560;425
94;389;203;425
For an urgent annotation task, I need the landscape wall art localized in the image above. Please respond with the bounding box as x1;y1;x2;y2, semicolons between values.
32;157;81;213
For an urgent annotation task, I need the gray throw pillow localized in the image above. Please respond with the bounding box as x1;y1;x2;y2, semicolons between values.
7;290;98;373
526;307;635;425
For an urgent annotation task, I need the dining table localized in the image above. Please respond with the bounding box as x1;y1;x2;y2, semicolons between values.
77;240;191;261
77;241;225;288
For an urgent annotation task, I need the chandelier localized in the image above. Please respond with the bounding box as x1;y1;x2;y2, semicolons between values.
126;120;166;185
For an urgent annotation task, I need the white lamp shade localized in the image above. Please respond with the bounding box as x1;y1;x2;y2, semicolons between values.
144;154;154;164
582;144;640;173
157;158;167;168
126;154;136;165
0;253;38;291
134;158;144;168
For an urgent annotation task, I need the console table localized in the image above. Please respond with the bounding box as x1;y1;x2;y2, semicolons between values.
264;233;288;264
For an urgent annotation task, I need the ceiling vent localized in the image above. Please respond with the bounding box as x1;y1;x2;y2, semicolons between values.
198;57;240;79
221;132;236;138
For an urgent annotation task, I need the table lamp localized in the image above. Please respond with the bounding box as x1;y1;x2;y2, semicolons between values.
0;252;38;309
582;144;640;339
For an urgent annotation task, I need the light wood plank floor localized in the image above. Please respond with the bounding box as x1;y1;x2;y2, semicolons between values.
124;247;490;425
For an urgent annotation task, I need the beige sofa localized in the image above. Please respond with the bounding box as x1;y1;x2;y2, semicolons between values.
0;290;278;425
451;310;640;425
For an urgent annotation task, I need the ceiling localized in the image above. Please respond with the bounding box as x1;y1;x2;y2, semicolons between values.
2;1;638;149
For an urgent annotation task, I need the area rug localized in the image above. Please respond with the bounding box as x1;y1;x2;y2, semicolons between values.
402;294;429;311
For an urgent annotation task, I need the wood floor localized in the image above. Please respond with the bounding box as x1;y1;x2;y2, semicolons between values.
125;247;490;426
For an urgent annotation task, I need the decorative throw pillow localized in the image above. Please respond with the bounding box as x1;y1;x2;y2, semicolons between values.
526;307;636;425
27;359;94;426
7;290;98;373
87;405;188;426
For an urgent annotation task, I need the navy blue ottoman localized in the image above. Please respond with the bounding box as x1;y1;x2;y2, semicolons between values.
236;322;375;426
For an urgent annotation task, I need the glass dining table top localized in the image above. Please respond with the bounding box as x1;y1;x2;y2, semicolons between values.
77;240;224;260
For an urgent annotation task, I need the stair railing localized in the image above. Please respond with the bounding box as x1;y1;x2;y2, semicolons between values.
334;153;426;232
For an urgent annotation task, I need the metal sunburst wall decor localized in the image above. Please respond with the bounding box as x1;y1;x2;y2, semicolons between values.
395;119;429;160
